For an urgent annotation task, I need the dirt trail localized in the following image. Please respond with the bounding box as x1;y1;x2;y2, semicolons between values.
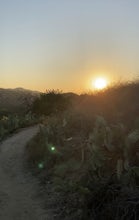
0;126;52;220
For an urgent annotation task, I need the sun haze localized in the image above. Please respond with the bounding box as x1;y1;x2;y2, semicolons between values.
1;0;139;92
93;78;108;90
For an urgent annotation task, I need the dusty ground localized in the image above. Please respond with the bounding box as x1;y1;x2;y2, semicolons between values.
0;126;53;220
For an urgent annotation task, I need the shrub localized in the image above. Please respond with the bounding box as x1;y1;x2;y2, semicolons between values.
26;83;139;220
31;90;70;116
0;113;38;140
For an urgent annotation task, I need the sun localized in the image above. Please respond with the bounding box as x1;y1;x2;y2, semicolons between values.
93;77;107;90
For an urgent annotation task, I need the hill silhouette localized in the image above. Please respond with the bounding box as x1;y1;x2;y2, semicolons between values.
0;88;40;115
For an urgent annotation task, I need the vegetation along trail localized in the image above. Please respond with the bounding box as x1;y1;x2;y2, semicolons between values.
0;126;51;220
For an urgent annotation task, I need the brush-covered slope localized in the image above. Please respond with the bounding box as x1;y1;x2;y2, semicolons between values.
0;88;40;115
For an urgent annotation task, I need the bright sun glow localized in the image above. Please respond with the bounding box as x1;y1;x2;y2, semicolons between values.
93;78;107;90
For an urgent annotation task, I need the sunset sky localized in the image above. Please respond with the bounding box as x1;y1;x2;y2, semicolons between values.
1;0;139;93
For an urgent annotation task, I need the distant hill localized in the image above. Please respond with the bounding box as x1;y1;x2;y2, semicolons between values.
0;88;40;115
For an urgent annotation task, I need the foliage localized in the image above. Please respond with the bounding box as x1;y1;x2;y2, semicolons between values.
0;113;38;140
26;112;139;219
31;90;70;116
26;82;139;220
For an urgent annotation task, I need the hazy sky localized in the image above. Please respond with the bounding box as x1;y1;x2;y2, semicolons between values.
1;0;139;92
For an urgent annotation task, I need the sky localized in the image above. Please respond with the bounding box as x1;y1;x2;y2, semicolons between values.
1;0;139;93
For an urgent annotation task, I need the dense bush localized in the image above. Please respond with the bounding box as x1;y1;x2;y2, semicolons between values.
26;114;139;219
26;82;139;220
31;90;70;116
0;113;38;140
74;81;139;127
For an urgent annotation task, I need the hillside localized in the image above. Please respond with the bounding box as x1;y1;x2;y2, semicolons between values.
26;83;139;220
0;88;40;115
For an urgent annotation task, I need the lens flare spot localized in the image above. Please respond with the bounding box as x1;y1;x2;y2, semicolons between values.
51;146;55;151
48;143;56;152
38;162;44;169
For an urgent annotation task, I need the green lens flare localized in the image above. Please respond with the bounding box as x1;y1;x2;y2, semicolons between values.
48;144;56;152
51;146;55;151
38;162;44;169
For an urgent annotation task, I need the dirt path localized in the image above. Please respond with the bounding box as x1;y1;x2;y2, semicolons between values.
0;126;52;220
